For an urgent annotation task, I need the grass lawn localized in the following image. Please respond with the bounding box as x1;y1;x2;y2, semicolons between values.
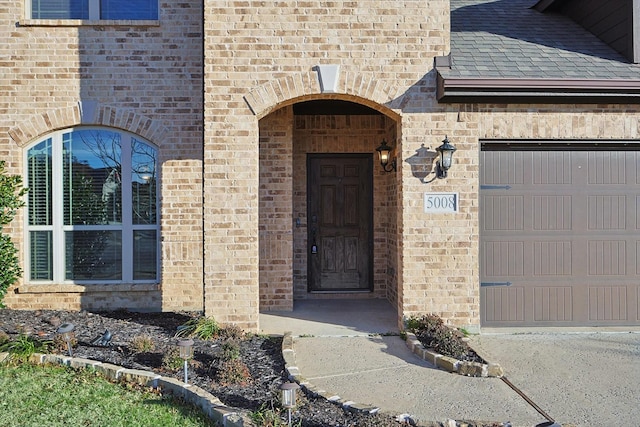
0;363;217;427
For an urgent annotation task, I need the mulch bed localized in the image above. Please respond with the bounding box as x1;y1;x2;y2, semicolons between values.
0;309;412;427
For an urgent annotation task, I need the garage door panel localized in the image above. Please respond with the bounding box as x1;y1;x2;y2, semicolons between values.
482;151;525;184
588;195;626;229
587;152;628;184
534;286;573;322
481;146;640;326
588;286;628;321
533;241;572;276
532;151;572;184
482;241;524;277
532;195;572;230
482;286;525;322
588;240;626;275
483;195;524;230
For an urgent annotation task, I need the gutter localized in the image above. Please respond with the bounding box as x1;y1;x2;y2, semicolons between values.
436;74;640;104
434;55;640;104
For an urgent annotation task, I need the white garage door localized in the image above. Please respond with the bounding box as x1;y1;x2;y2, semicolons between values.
480;142;640;326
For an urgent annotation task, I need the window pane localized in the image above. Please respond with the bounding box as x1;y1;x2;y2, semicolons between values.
30;231;53;280
26;128;159;284
65;230;122;280
31;0;89;19
133;230;157;280
100;0;158;20
27;139;52;226
132;138;157;225
63;130;122;226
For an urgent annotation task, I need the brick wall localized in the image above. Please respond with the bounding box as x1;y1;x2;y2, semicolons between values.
259;107;294;310
10;0;639;331
204;0;457;330
2;1;204;312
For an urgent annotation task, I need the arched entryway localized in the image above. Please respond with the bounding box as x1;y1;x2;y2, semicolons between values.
258;97;401;321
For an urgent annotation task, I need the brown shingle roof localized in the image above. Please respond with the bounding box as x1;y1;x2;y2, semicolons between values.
436;0;640;102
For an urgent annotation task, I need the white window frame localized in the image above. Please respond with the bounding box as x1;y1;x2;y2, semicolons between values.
25;0;160;21
24;127;160;285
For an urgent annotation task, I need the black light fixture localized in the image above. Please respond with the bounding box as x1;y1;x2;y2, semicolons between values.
375;139;397;173
435;136;457;179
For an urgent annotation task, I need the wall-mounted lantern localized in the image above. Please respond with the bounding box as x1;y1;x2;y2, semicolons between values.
375;139;397;173
138;165;153;182
435;136;457;179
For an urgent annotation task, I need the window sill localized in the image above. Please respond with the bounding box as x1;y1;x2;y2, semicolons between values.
18;283;160;294
19;19;160;27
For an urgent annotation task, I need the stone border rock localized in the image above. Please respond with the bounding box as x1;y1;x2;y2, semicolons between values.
404;332;504;378
0;351;251;427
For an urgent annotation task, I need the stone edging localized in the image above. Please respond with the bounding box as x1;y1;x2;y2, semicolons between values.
404;332;504;378
0;351;250;427
281;332;384;416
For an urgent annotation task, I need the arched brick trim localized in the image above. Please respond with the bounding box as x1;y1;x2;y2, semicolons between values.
9;103;168;147
244;71;402;120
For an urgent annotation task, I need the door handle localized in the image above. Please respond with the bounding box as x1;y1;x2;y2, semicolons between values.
311;229;318;254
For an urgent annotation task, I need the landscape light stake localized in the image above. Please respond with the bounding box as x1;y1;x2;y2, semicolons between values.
177;339;194;384
56;323;75;357
280;382;299;426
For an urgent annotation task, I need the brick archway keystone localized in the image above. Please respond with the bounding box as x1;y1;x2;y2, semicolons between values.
244;71;402;119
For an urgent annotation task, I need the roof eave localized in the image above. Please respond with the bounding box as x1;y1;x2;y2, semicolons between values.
532;0;568;13
436;74;640;104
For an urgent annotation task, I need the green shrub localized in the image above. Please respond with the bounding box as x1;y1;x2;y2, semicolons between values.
218;324;244;341
0;330;9;346
0;334;50;363
220;339;240;361
0;161;27;308
161;347;184;371
216;358;252;386
405;313;444;332
130;335;155;353
175;316;220;340
51;334;77;354
250;403;290;427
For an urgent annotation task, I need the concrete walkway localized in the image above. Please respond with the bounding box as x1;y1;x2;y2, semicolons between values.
260;299;640;427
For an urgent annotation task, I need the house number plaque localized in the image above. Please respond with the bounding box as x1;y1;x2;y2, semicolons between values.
424;192;459;213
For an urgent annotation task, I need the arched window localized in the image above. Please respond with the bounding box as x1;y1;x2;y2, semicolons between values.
26;128;159;283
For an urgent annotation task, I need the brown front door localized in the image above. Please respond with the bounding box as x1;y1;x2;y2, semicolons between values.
307;154;373;292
